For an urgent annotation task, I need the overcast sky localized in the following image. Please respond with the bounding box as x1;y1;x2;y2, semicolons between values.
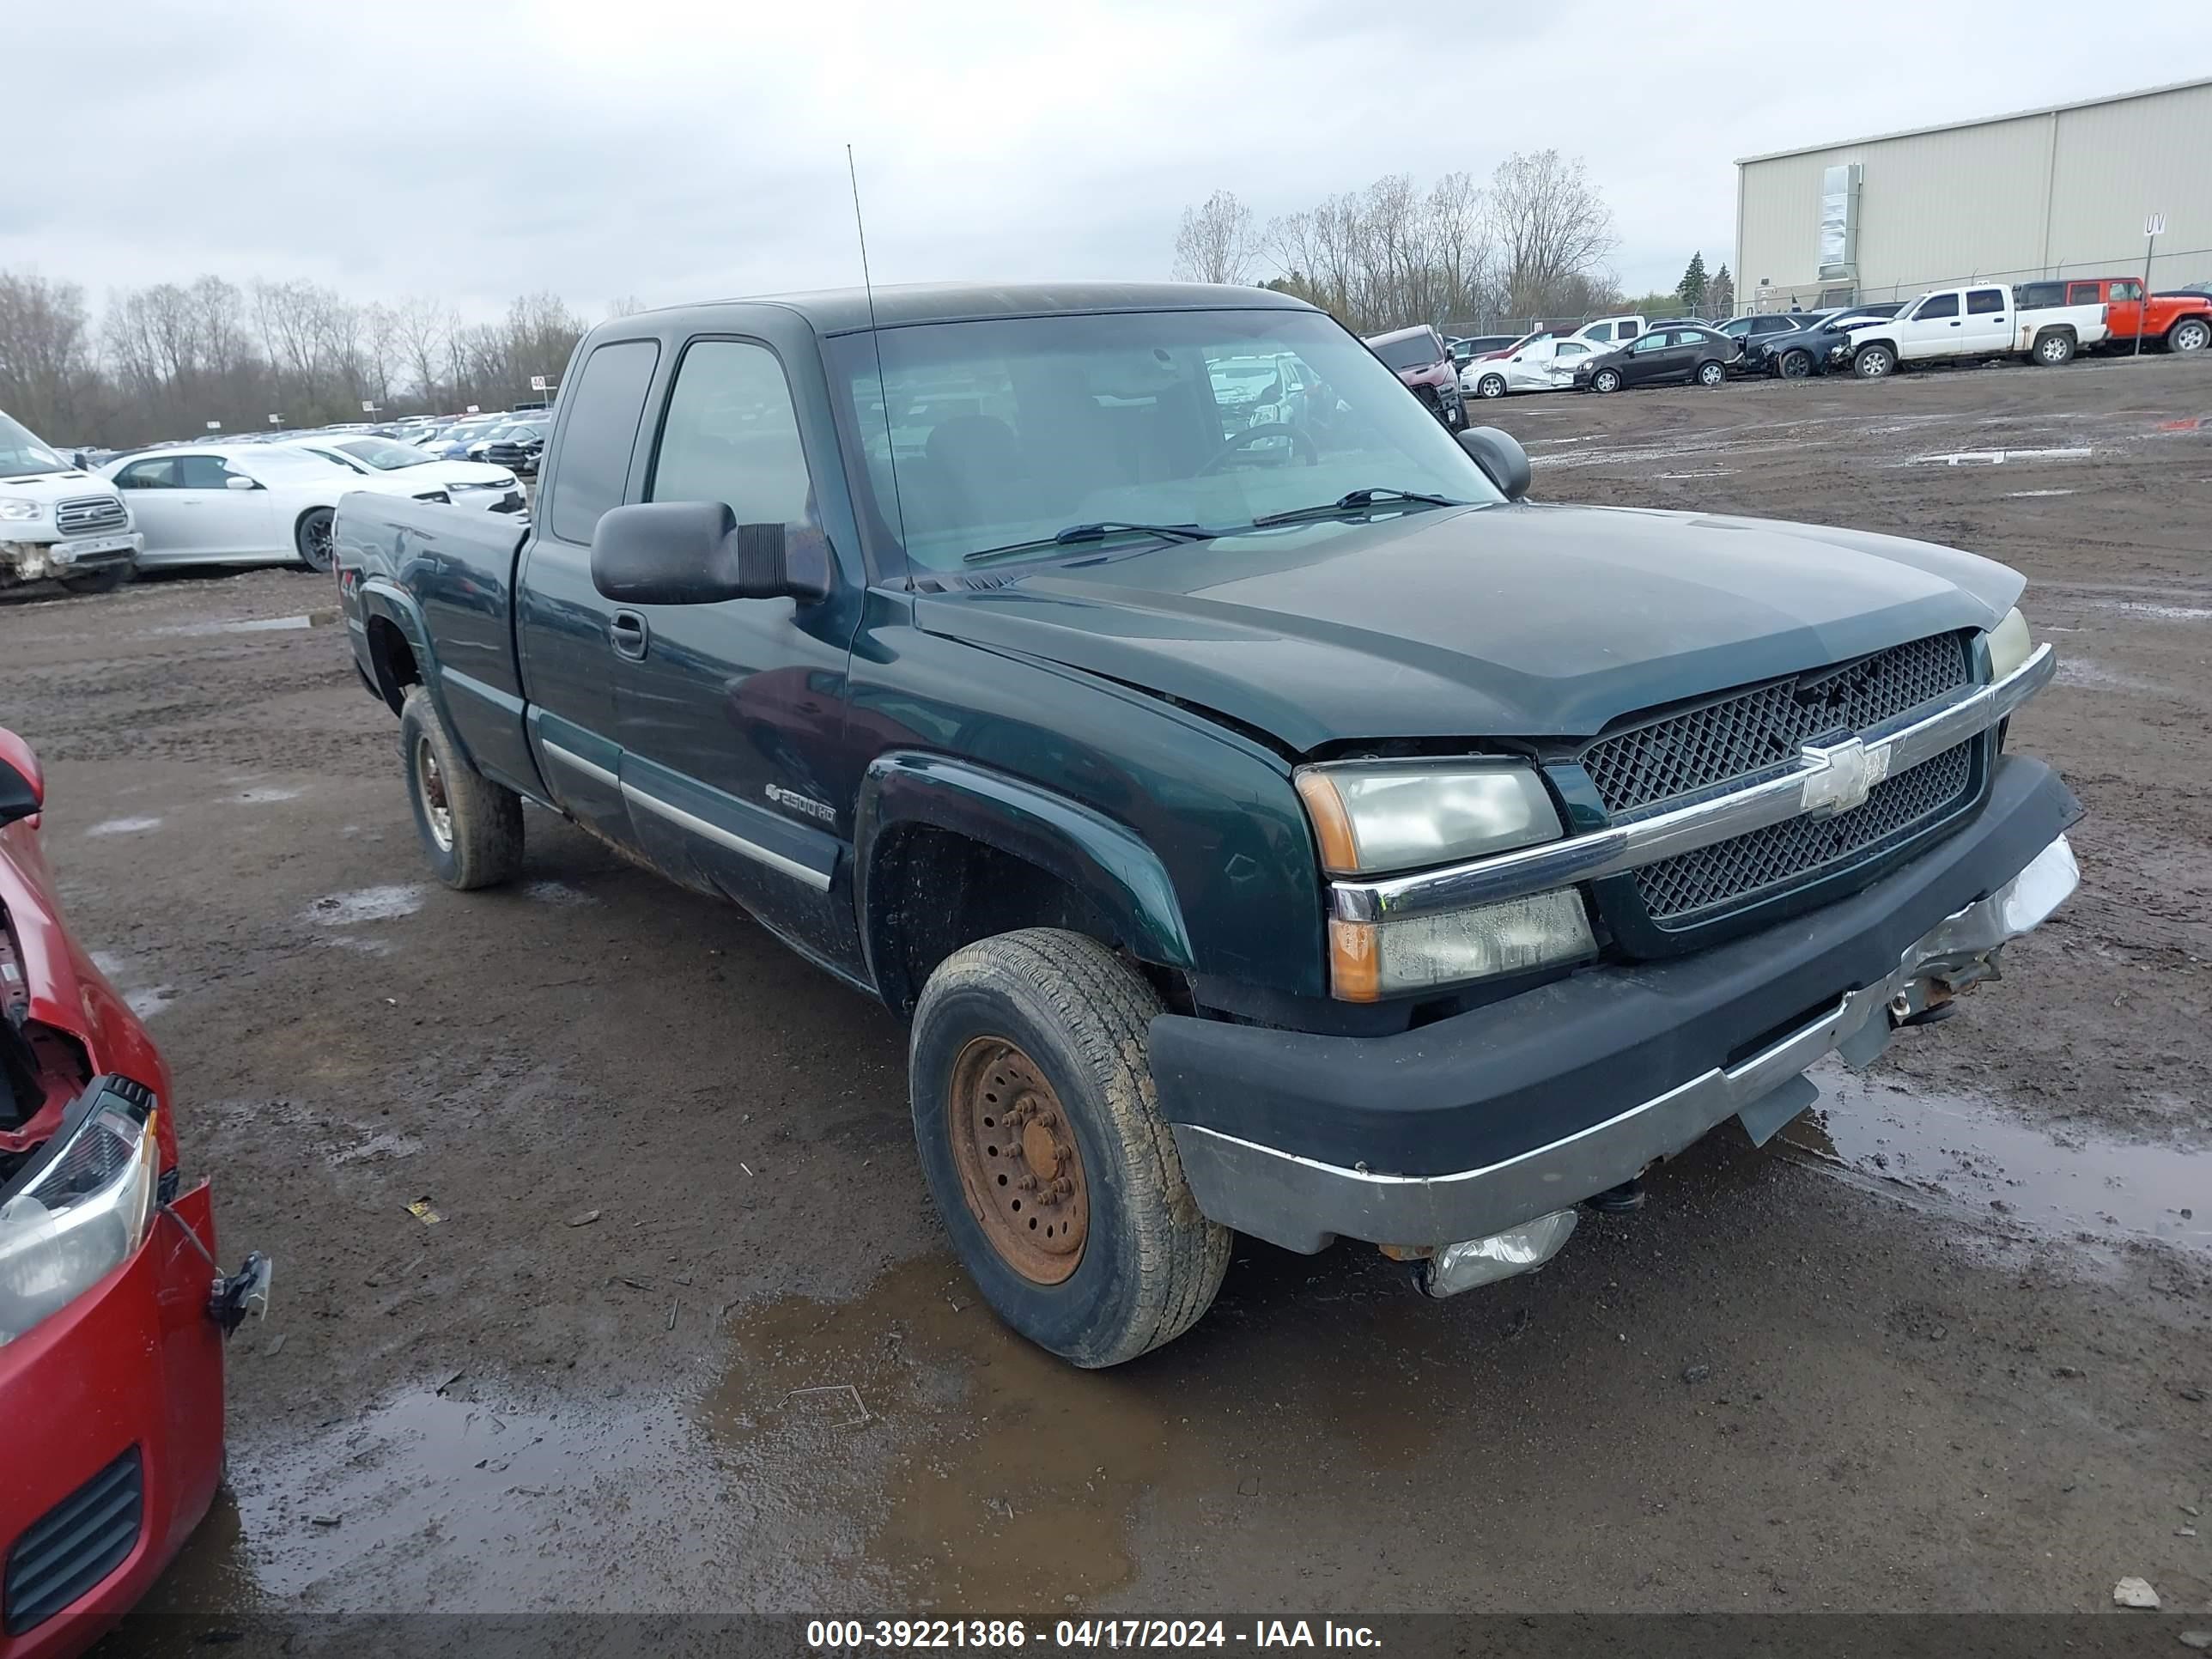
9;2;2205;319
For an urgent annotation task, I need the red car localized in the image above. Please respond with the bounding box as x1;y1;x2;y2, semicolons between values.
2016;276;2212;354
0;728;266;1658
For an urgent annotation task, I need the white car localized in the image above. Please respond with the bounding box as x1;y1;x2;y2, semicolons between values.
1460;333;1603;398
1569;313;1649;348
283;435;524;514
102;444;451;572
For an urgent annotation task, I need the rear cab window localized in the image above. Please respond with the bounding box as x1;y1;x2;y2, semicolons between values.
1966;289;2007;315
544;339;662;545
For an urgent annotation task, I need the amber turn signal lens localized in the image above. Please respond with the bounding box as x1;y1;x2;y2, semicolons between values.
1328;918;1380;1002
1296;771;1360;875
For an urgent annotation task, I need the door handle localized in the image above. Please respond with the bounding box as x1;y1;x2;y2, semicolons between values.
1949;320;1961;326
609;610;649;660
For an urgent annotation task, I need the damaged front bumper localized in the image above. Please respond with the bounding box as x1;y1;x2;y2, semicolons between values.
0;534;140;587
1157;757;2081;1269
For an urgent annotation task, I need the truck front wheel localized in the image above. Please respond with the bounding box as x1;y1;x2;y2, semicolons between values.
909;929;1231;1368
2169;317;2210;354
398;686;524;890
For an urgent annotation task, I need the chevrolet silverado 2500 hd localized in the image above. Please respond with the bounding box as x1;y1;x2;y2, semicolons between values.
332;283;2081;1367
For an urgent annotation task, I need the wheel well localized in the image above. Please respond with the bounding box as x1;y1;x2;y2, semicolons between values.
365;616;421;716
867;825;1147;1018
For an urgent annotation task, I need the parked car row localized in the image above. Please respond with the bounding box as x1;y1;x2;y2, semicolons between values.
1446;275;2210;401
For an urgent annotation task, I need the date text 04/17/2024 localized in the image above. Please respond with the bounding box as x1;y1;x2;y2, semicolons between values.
805;1620;1382;1649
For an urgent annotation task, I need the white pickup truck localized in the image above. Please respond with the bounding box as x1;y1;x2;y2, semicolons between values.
0;409;140;593
1848;284;2109;379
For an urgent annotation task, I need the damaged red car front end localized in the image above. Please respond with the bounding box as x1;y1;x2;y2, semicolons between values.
0;728;266;1659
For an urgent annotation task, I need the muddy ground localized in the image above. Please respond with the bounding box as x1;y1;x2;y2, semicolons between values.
1;356;2205;1638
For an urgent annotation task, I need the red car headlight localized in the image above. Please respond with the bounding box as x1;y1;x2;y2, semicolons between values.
0;1077;161;1346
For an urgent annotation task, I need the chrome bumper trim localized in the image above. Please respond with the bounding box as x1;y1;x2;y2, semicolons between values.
1332;641;2056;923
1178;832;2077;1254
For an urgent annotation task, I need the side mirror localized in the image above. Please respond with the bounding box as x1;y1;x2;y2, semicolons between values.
0;729;45;829
224;475;258;491
1460;426;1532;501
590;501;826;605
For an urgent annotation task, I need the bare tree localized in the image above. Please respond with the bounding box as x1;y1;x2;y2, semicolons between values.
1172;190;1255;286
1487;150;1619;319
0;274;98;436
394;295;451;406
606;295;646;318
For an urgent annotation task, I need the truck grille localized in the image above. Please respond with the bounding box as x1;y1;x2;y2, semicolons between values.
1581;633;1972;816
1581;633;1979;929
3;1447;142;1635
1633;741;1973;922
54;495;128;538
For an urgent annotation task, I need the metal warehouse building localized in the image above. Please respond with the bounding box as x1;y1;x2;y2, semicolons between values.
1735;76;2212;312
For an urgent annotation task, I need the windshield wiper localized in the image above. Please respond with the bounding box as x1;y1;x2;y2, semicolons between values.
963;520;1218;565
1249;489;1462;529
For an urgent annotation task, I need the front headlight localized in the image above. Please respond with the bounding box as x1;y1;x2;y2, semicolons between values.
1295;760;1561;875
1986;606;2033;681
0;1078;161;1346
0;496;45;523
1328;889;1596;1001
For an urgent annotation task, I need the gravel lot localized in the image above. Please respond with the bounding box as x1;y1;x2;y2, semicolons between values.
3;354;2205;1638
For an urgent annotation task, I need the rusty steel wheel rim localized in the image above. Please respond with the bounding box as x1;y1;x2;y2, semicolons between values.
947;1036;1088;1284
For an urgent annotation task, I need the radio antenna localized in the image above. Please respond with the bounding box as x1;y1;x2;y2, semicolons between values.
847;144;910;582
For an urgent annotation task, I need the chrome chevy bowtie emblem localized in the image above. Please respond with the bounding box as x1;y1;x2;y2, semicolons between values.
1800;736;1885;815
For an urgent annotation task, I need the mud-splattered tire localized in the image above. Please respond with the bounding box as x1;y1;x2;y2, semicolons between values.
295;507;336;573
58;562;132;595
909;929;1231;1368
398;686;523;890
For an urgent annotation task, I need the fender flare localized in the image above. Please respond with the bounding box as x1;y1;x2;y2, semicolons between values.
356;580;471;762
853;752;1195;1005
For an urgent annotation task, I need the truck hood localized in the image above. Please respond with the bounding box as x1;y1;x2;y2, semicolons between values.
913;502;2024;751
0;470;116;503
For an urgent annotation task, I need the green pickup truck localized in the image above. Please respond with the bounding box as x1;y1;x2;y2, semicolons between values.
332;282;2080;1367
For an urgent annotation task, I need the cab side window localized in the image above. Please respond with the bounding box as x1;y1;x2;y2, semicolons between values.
1916;294;1960;320
1966;289;2006;315
177;456;233;489
114;458;179;489
2068;282;2103;306
545;338;661;545
649;340;816;527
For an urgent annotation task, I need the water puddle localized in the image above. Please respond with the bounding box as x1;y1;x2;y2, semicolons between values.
1781;1061;2208;1254
2081;599;2212;623
522;879;595;906
85;816;162;836
235;785;306;804
2057;657;2164;694
305;884;426;926
152;614;317;637
123;986;176;1019
2004;488;2076;498
1910;447;2093;466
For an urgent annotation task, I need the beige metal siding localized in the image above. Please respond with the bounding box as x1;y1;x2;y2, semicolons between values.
2045;81;2212;289
1736;80;2212;309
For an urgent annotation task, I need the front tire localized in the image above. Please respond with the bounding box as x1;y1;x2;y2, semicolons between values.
1777;349;1814;380
1474;374;1507;400
909;929;1231;1368
1591;368;1623;393
398;686;524;890
295;507;336;574
2168;317;2211;354
1853;343;1896;380
58;562;132;596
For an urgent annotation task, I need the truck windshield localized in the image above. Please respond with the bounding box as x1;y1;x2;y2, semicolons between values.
0;411;70;481
830;308;1498;573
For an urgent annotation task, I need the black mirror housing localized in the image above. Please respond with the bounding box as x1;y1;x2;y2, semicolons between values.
589;501;826;605
1459;425;1532;501
0;730;44;830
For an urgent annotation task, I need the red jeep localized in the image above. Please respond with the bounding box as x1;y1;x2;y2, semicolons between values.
2023;276;2212;354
